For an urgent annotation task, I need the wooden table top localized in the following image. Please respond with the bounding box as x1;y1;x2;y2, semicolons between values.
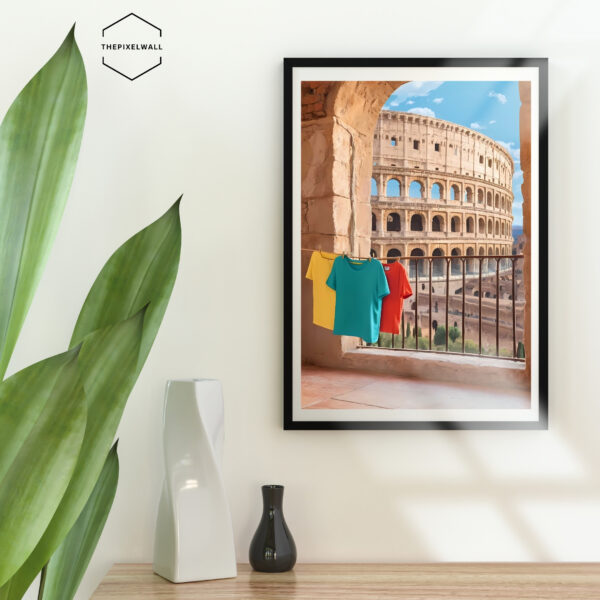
92;563;600;599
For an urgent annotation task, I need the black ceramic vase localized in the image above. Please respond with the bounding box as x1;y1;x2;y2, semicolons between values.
249;485;297;572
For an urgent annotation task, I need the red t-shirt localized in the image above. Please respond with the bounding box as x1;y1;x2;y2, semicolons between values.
379;262;413;334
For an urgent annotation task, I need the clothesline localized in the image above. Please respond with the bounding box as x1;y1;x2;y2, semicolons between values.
301;248;523;261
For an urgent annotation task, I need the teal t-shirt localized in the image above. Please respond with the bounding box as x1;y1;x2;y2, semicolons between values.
326;256;390;343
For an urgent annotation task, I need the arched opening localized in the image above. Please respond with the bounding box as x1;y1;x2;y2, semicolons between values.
371;212;377;232
432;248;445;277
431;182;443;200
487;219;493;234
410;214;424;231
370;248;377;258
410;248;426;278
451;216;460;233
478;218;485;234
386;248;401;264
409;180;423;199
464;187;473;203
477;189;484;204
486;191;492;206
495;193;499;208
451;247;461;275
450;184;460;201
466;246;475;273
387;212;401;232
495;221;500;236
466;217;474;233
386;178;400;197
370;177;377;196
391;136;397;146
432;215;443;232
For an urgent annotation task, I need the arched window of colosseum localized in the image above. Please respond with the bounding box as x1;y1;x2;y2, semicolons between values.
386;248;401;264
488;158;492;168
479;155;484;164
372;213;377;232
386;178;400;197
486;191;492;206
478;218;485;233
409;181;423;199
450;184;459;201
371;178;377;196
409;248;426;277
370;248;377;258
410;214;424;231
391;137;397;146
413;140;419;150
494;193;499;208
387;213;401;232
487;219;493;234
466;247;475;273
432;248;444;277
451;248;461;275
466;217;474;233
464;187;473;203
495;221;499;236
495;247;500;256
451;216;461;232
434;143;440;152
431;182;443;199
477;189;484;204
479;246;485;256
432;215;443;232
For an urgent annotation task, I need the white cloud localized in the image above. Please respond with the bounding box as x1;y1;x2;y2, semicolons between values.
489;120;496;124
470;122;484;130
385;81;443;106
432;97;444;104
489;91;507;104
406;100;415;105
407;107;436;118
513;169;523;180
498;141;520;163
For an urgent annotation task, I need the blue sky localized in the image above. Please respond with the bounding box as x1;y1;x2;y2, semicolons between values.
382;81;523;227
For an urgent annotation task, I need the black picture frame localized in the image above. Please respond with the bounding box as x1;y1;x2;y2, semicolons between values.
284;58;548;430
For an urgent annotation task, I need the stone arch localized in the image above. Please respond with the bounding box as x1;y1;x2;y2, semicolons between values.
495;193;499;209
432;247;445;277
487;218;493;234
390;136;397;147
372;212;377;232
495;221;500;236
478;217;485;234
386;248;402;263
386;178;401;197
451;216;461;233
477;188;484;204
371;177;377;196
387;212;401;232
409;180;423;199
410;213;424;231
410;247;426;278
466;246;475;273
431;182;443;200
370;248;377;258
431;215;444;232
464;187;473;203
450;247;461;275
486;191;492;206
466;216;474;233
450;184;460;201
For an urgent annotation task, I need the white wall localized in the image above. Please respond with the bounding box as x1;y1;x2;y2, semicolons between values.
1;0;599;598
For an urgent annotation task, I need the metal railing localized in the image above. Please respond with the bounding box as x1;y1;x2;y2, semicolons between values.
364;254;525;360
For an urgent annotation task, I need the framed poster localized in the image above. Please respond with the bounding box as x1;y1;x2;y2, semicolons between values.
284;58;548;430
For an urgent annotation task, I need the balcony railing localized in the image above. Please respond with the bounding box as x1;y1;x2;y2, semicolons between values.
362;254;525;360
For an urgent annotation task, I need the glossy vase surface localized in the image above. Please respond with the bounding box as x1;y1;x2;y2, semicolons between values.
153;379;236;583
249;485;296;572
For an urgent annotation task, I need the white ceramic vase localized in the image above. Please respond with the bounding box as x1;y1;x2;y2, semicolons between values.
153;379;237;583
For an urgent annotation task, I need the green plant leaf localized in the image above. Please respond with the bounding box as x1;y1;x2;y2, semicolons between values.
71;198;182;366
0;349;86;587
39;443;119;600
0;310;144;599
0;26;87;380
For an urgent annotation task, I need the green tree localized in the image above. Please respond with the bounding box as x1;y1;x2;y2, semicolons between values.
517;341;526;358
434;325;446;346
449;326;460;343
406;322;411;338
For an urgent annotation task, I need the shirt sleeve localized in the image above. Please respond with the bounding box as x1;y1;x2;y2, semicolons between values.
326;258;337;290
399;263;413;298
305;252;315;280
376;261;390;298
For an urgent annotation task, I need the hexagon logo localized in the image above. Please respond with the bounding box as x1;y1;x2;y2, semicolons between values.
101;13;162;81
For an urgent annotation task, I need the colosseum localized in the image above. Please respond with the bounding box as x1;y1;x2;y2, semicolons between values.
370;110;514;274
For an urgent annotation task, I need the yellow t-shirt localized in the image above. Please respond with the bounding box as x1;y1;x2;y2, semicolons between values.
305;251;338;330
